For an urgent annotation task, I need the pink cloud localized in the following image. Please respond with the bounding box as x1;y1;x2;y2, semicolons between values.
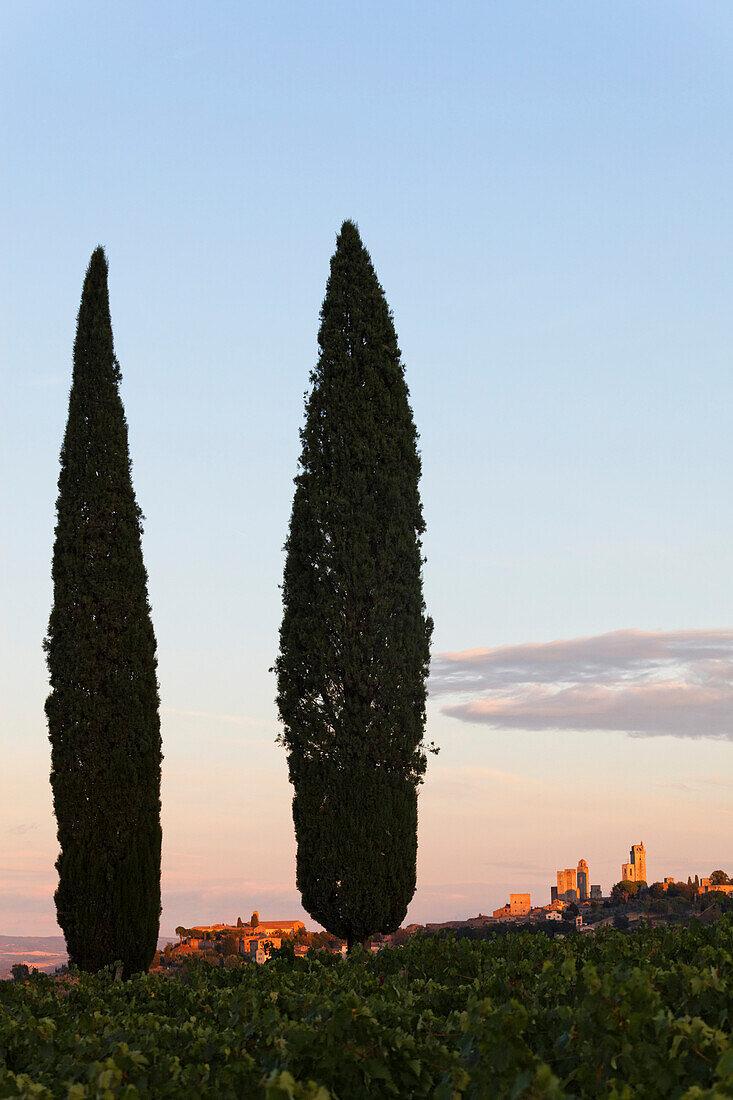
434;628;733;739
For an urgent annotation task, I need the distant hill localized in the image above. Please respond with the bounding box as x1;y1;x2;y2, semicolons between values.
0;936;67;977
0;935;175;978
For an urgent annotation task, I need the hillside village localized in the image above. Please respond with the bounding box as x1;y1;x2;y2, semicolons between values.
7;849;731;981
168;914;310;966
5;868;732;982
150;864;733;972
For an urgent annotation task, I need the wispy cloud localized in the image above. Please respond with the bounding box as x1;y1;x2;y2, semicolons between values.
431;629;733;740
6;824;38;838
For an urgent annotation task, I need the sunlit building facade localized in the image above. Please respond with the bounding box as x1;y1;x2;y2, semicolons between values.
621;842;646;883
557;868;577;902
577;859;589;901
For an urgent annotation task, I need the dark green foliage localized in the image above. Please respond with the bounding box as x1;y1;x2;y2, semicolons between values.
5;920;733;1096
221;934;239;958
704;891;733;913
276;221;433;948
666;881;694;901
611;880;647;902
45;247;161;977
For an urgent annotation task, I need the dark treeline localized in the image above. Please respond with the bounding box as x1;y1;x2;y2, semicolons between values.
46;223;432;972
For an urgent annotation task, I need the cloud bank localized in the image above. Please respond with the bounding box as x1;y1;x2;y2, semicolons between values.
430;629;733;739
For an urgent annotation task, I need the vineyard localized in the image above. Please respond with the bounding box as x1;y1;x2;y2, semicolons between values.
3;918;733;1099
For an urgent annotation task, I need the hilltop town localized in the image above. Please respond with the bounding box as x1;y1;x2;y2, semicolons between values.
8;844;731;981
145;843;733;972
7;842;731;982
472;842;733;935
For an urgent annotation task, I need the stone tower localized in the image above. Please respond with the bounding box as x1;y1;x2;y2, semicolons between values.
577;859;589;900
557;868;577;901
630;843;646;884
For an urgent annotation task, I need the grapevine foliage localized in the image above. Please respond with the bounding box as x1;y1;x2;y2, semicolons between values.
3;920;733;1098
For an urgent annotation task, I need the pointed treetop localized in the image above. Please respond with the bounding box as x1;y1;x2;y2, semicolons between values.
317;220;398;360
337;218;361;240
73;246;117;386
80;245;109;301
331;220;373;267
88;244;108;271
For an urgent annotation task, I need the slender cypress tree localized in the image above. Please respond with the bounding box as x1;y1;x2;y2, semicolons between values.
276;221;433;948
45;248;161;976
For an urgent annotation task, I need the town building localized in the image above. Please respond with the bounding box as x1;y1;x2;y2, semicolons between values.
189;919;305;939
577;860;589;901
590;884;602;900
621;841;646;884
557;868;577;901
510;893;531;916
491;895;532;919
181;917;305;960
701;879;733;895
243;935;282;956
630;843;646;883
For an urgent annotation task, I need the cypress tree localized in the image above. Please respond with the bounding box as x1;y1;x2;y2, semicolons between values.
276;220;433;949
45;247;161;976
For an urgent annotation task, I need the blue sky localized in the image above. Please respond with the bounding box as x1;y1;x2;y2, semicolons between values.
2;1;733;934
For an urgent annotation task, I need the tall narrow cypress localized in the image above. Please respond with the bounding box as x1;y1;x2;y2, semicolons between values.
45;248;161;976
276;221;433;948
